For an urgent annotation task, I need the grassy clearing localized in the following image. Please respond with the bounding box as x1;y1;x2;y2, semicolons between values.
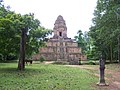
0;63;98;90
106;64;120;72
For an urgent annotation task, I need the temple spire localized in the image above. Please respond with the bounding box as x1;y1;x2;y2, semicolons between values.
53;15;67;38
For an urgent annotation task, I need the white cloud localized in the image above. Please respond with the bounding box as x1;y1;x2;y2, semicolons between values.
4;0;97;38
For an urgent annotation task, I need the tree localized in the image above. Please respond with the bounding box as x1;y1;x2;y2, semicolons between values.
89;0;120;63
83;31;97;59
0;1;19;60
26;26;52;58
16;14;52;70
74;30;87;54
0;1;52;70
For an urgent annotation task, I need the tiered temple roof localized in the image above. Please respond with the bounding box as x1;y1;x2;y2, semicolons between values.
33;15;86;64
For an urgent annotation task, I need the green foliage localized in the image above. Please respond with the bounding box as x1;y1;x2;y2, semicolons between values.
0;2;20;60
89;0;120;62
87;60;97;65
74;30;96;59
0;63;97;90
25;25;52;58
0;1;52;61
39;56;46;62
74;30;87;54
81;60;99;65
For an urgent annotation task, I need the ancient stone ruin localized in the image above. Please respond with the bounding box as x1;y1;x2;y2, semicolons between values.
33;15;86;64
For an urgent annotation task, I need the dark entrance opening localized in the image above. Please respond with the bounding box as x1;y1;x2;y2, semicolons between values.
59;32;62;36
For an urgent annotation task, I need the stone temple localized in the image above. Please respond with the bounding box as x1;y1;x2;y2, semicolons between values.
33;15;86;64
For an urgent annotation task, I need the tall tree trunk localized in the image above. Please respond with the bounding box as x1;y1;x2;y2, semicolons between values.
110;44;112;63
118;37;120;63
18;30;26;70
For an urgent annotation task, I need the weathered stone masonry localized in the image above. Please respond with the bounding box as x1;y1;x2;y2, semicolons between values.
33;15;86;64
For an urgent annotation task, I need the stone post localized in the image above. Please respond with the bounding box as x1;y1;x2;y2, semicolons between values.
97;55;108;86
79;58;81;65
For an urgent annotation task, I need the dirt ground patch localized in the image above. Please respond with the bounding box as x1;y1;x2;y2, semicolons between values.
65;64;120;90
44;61;120;90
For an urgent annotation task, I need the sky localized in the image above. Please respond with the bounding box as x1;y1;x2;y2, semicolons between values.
3;0;97;38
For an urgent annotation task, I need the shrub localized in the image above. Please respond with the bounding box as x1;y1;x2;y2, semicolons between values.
88;60;96;65
52;61;69;65
39;56;46;62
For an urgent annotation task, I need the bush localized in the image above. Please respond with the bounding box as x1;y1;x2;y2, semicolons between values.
39;56;46;62
0;59;5;63
52;61;69;65
88;60;96;65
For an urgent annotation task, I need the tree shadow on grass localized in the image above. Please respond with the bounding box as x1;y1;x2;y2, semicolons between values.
0;67;17;72
0;67;48;77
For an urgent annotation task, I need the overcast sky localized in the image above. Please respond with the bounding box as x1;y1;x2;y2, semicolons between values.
4;0;97;38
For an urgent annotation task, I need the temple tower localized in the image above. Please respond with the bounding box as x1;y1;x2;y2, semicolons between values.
33;15;87;65
53;15;67;38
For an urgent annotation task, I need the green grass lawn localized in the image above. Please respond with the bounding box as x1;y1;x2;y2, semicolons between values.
0;63;98;90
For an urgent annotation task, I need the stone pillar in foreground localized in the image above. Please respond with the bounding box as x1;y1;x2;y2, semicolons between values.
97;55;108;86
